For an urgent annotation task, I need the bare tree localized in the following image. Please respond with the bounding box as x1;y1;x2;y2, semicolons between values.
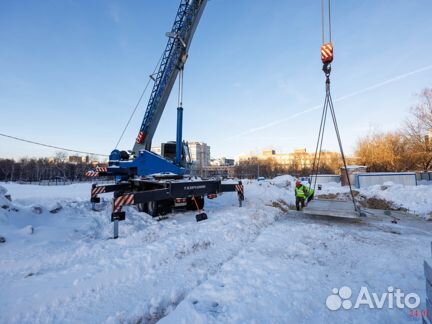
404;88;432;171
355;131;409;171
0;159;14;182
53;151;68;178
411;88;432;130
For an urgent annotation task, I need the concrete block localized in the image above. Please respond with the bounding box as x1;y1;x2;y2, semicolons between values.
303;199;360;219
428;279;432;302
427;298;432;323
425;259;432;285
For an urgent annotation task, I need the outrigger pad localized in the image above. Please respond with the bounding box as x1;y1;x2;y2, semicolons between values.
111;212;126;222
303;199;360;219
91;197;101;203
196;212;208;222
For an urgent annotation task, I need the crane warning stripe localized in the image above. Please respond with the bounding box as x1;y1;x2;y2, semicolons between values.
136;131;145;144
91;186;106;197
321;43;333;63
95;167;107;172
85;171;99;177
113;194;134;212
235;185;244;194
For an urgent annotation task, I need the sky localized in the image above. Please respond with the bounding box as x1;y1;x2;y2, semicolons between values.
1;0;431;161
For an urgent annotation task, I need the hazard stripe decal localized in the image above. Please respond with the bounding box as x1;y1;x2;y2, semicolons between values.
113;194;134;212
235;184;244;194
321;42;333;63
136;131;145;144
85;171;99;177
91;186;106;197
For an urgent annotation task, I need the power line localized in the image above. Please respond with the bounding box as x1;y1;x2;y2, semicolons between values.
0;132;108;157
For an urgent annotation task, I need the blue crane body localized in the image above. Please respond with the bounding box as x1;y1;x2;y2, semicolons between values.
108;0;207;179
86;0;244;236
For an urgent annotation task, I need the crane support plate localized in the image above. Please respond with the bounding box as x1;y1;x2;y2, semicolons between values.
303;199;360;218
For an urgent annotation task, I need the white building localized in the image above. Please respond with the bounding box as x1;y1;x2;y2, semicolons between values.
188;142;210;168
151;146;162;155
210;157;235;166
151;142;210;176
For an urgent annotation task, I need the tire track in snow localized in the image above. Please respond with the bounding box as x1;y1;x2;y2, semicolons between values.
1;202;282;323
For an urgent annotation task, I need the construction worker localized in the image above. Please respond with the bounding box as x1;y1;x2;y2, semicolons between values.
295;180;306;211
304;185;315;204
295;180;315;211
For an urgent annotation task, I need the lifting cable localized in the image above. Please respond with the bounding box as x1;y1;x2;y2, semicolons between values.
310;0;359;212
114;51;165;149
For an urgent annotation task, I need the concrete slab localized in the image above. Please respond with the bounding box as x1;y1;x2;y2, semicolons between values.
426;259;432;285
427;278;432;301
427;298;432;323
302;199;360;219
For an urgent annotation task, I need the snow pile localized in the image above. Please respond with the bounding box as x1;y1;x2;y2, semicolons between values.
306;179;432;218
359;183;432;218
0;185;17;222
243;178;295;206
0;183;117;246
2;182;90;205
270;174;296;188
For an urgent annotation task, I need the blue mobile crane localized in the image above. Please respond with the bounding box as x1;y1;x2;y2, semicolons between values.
87;0;244;237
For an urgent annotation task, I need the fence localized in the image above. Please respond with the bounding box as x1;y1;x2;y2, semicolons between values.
355;172;417;188
309;174;341;184
417;172;432;181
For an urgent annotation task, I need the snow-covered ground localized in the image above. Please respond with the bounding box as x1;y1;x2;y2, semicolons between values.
302;178;432;218
0;178;431;323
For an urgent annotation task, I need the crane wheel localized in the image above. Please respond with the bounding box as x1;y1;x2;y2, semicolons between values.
137;203;148;213
147;201;158;217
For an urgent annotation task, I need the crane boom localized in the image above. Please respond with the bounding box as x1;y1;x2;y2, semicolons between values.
85;0;243;235
133;0;208;154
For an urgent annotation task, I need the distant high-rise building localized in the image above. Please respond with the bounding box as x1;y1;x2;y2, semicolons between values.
151;146;162;155
188;142;210;166
188;142;210;175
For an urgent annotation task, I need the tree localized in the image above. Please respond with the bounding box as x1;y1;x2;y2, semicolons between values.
355;131;408;171
0;159;14;182
404;88;432;171
54;151;68;178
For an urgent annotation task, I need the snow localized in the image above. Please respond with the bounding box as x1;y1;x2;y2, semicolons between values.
306;180;432;218
2;182;90;204
357;183;432;216
0;179;431;323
